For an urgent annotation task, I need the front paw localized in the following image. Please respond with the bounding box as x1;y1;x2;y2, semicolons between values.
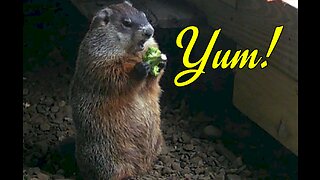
158;60;167;71
133;61;150;79
158;54;167;71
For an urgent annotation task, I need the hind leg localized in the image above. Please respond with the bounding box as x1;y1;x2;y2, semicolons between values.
110;164;136;180
155;133;165;155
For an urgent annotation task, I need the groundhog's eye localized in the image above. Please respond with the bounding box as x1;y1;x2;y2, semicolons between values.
122;18;132;27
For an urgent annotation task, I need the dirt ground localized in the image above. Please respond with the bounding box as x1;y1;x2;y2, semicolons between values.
23;0;297;179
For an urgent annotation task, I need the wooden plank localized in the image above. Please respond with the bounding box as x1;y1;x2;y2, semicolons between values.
185;0;298;81
69;0;206;28
220;0;237;8
233;61;298;155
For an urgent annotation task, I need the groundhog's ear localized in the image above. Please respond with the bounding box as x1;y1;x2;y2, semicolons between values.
90;7;113;29
123;0;133;7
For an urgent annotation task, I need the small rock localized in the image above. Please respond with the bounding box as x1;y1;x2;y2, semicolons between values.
171;162;181;171
226;174;241;180
211;150;220;157
172;134;179;143
215;171;226;180
180;154;189;162
40;122;50;131
58;100;66;107
180;161;187;168
160;145;169;155
183;144;194;151
195;167;205;174
153;164;164;170
232;156;243;168
36;105;46;114
44;97;54;106
28;167;41;175
49;113;56;120
198;152;207;159
181;132;191;143
184;173;192;179
241;169;252;177
159;155;172;165
36;141;48;154
218;155;226;162
207;145;215;153
23;88;29;96
190;156;203;166
199;176;211;180
51;174;65;179
162;166;173;174
237;165;246;173
51;106;60;113
226;168;238;174
215;143;237;162
37;172;50;180
203;125;222;138
65;105;72;116
182;167;191;175
190;138;201;145
23;123;32;135
56;169;65;175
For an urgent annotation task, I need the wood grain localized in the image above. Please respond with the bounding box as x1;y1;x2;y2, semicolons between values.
186;0;298;81
233;60;298;155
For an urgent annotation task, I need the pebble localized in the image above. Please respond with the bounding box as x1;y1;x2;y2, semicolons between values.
241;169;252;177
56;169;64;175
36;105;46;114
218;155;226;162
28;167;41;175
171;162;181;171
184;173;192;179
181;132;191;143
182;167;191;175
23;88;29;96
51;106;60;113
183;144;195;151
37;172;50;180
203;125;222;138
36;141;48;155
226;174;241;180
195;167;205;174
172;134;179;143
40;122;50;131
162;166;173;174
215;170;226;180
44;97;54;106
58;100;66;107
232;157;243;168
159;155;172;165
215;143;237;162
190;156;203;166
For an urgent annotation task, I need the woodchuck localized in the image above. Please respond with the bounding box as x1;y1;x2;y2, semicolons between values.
69;1;166;179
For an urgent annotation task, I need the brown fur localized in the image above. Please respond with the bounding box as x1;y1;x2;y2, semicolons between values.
69;1;164;180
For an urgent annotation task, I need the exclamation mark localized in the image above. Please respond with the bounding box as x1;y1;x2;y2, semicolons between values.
261;26;284;68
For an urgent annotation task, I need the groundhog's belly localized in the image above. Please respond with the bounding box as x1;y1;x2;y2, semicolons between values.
98;94;162;168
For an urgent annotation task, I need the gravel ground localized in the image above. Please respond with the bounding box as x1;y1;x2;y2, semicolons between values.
22;63;252;180
23;1;297;179
22;61;297;180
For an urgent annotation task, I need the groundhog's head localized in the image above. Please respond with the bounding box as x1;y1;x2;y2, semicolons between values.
88;1;154;54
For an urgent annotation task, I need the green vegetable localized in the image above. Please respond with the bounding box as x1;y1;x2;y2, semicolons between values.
143;47;164;76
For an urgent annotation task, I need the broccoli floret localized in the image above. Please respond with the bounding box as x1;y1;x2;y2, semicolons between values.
143;47;165;76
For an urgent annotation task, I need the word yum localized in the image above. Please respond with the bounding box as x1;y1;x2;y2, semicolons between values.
174;25;283;87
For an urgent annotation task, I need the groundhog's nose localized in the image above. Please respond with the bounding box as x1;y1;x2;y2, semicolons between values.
142;25;154;38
